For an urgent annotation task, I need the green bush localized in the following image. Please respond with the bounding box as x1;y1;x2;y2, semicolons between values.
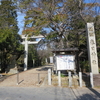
80;60;90;72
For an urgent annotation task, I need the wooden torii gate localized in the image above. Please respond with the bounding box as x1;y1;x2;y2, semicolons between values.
21;35;44;71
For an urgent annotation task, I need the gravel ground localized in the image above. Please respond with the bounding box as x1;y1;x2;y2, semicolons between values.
0;64;53;87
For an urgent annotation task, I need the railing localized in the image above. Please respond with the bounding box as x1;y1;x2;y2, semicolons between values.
16;72;47;86
48;69;95;88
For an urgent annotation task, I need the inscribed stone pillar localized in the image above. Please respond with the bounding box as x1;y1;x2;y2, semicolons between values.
86;23;99;74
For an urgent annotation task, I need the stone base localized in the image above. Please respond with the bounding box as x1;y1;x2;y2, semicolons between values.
93;74;100;87
8;68;17;74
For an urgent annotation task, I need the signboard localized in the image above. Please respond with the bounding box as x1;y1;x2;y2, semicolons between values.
56;55;75;70
49;56;53;63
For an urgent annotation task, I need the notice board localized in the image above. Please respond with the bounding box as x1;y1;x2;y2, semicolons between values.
56;55;75;70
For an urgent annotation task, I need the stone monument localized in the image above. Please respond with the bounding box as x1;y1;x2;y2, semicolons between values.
86;22;99;74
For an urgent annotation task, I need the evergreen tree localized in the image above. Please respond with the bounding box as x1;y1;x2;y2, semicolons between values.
0;0;23;72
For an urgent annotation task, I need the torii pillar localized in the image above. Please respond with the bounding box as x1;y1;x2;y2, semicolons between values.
21;35;44;71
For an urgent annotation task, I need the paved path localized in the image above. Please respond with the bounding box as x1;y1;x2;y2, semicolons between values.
0;87;100;100
0;64;100;100
0;64;53;87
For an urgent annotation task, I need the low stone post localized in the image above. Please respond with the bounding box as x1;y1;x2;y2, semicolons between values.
33;59;35;68
90;72;94;88
38;73;40;84
68;71;72;87
79;72;82;87
58;71;61;86
48;69;51;85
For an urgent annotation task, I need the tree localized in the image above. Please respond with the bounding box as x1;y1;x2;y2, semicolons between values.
19;0;100;48
0;0;24;72
19;0;100;71
19;0;76;48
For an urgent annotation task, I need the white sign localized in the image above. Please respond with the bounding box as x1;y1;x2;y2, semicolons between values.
49;56;53;63
56;55;75;70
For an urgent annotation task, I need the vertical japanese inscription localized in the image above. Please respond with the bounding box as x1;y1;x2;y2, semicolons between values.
87;23;99;74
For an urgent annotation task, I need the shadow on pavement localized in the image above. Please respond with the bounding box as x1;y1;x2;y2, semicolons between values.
18;80;24;85
88;88;100;98
76;88;100;100
77;93;100;100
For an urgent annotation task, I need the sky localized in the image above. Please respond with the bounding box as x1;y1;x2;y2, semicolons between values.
17;12;25;35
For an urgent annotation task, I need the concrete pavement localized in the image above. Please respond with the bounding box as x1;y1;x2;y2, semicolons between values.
0;64;100;100
0;87;100;100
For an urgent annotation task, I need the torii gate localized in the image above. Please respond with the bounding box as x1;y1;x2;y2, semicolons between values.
21;35;44;71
